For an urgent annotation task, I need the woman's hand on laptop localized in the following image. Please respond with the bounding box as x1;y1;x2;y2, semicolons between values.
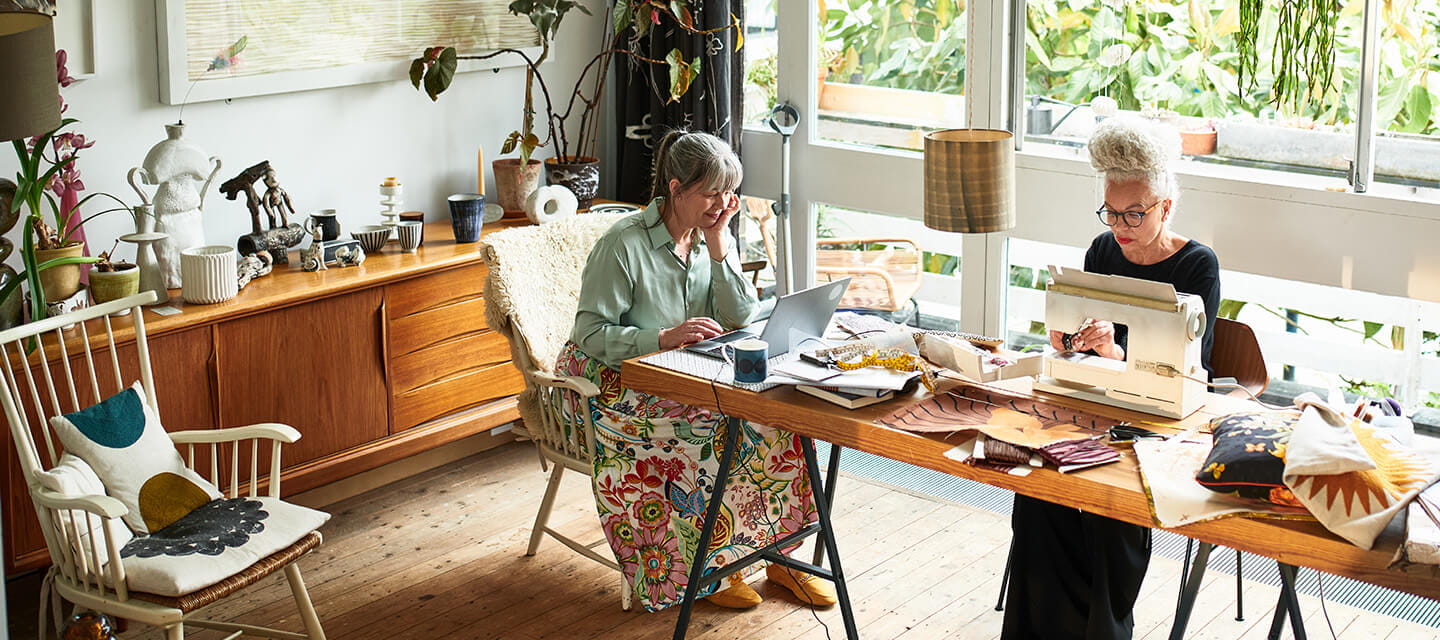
661;317;724;349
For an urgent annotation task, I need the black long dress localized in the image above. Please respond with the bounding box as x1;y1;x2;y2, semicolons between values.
1000;232;1220;640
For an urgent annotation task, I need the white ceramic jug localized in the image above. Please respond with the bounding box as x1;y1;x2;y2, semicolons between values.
127;123;222;289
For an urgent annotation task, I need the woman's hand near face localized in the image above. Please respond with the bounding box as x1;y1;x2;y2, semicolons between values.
659;317;725;349
702;192;741;261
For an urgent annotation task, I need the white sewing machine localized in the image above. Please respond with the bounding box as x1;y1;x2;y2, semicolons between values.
1035;265;1208;419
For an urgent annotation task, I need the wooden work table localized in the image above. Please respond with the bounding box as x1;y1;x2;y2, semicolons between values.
4;219;532;574
622;355;1440;603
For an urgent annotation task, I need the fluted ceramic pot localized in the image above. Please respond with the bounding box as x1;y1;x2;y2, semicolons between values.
180;245;238;304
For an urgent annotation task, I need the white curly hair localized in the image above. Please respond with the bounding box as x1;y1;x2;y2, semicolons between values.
1089;117;1181;202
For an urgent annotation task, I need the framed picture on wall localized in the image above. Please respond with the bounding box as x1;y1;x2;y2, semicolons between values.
54;0;96;79
156;0;540;105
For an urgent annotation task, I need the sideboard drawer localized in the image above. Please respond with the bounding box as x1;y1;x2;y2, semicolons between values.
388;295;490;357
393;361;524;431
387;264;486;319
390;330;512;396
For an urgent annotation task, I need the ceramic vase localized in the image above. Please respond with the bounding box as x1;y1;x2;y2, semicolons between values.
447;194;484;243
493;158;543;218
34;243;85;302
88;266;140;314
128;123;223;289
121;205;169;306
180;246;239;304
544;156;601;210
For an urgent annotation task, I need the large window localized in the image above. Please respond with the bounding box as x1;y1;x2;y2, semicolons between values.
743;0;778;124
1024;0;1439;186
813;204;963;330
738;0;1440;419
816;0;967;149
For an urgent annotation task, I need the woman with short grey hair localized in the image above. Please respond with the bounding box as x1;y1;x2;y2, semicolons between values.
1005;117;1220;640
559;130;835;613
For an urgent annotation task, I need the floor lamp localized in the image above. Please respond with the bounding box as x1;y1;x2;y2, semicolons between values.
0;8;65;632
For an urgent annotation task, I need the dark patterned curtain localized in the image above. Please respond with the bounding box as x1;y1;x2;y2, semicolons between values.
612;0;745;204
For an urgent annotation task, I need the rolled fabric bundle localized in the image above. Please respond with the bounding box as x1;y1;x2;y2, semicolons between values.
525;185;579;225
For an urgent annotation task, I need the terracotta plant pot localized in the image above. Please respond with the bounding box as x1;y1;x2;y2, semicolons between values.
544;156;601;211
1180;129;1217;156
492;158;543;219
34;243;86;303
89;265;140;310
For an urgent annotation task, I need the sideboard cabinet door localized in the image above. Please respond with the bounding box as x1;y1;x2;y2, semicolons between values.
215;289;389;471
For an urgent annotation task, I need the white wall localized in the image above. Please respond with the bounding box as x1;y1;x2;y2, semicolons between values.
2;1;606;268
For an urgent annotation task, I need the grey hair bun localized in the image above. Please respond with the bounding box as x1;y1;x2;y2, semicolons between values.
1088;117;1181;176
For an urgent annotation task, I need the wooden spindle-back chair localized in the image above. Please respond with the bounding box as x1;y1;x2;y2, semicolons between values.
0;292;326;640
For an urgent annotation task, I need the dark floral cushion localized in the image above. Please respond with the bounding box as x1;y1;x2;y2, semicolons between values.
1195;410;1304;507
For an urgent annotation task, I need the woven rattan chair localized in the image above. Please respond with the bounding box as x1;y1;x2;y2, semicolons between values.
481;213;636;611
0;292;326;640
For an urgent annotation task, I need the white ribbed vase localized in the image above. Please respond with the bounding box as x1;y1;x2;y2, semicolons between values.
180;245;238;304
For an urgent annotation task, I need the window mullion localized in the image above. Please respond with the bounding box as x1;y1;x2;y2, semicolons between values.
1351;0;1382;193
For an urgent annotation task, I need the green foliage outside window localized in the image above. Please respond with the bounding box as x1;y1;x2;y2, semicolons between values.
818;0;1440;134
821;0;967;95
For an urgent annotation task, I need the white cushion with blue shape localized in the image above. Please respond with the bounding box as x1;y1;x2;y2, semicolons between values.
50;382;221;535
51;382;330;596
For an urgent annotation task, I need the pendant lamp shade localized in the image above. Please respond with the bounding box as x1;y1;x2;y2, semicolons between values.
922;129;1016;233
0;11;61;142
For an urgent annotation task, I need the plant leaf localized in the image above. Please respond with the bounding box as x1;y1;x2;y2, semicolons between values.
1363;320;1384;341
423;47;458;100
502;130;523;155
613;0;631;35
1217;299;1247;320
408;58;426;90
670;1;694;30
665;49;701;102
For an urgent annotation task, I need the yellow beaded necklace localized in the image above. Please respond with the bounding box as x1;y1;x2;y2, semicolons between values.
833;348;937;392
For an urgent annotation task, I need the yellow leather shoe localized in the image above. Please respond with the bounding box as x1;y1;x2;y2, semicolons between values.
766;563;837;607
704;574;763;609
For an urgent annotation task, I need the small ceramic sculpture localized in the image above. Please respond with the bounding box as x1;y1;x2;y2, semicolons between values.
127;123;223;290
300;225;327;273
236;251;273;290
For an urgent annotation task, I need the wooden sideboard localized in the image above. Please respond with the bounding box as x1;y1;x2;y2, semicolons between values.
2;219;531;574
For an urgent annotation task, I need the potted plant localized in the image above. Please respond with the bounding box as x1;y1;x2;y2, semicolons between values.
412;0;737;210
1179;119;1217;156
2;118;130;325
87;241;139;310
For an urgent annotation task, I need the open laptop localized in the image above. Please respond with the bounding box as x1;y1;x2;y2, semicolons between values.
685;278;851;359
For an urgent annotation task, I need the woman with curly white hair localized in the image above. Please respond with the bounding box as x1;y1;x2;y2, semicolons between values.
1001;117;1220;640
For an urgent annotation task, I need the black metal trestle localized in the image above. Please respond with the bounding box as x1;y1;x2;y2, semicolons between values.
1169;541;1306;640
671;419;858;640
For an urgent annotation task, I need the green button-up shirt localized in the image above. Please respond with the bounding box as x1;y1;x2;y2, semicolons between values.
571;197;758;368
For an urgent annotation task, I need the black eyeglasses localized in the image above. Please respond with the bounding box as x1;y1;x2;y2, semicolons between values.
1095;201;1162;228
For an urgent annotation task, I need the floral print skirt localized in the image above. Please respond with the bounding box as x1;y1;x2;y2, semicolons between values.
557;341;817;612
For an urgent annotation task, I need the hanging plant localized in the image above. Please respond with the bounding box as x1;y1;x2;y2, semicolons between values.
1236;0;1343;114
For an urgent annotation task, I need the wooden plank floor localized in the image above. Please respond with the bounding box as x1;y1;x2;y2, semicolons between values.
8;441;1439;639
